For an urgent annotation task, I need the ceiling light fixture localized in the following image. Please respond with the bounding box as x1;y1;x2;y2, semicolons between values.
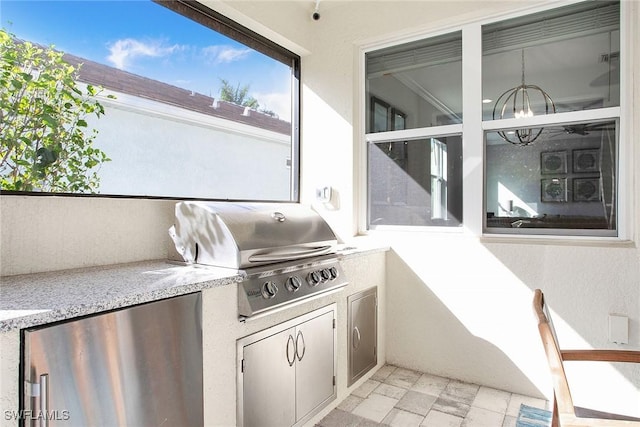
493;49;556;146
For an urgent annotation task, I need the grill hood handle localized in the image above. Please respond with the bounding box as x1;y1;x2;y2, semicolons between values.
248;245;333;263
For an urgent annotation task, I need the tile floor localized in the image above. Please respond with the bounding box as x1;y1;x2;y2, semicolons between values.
317;365;549;427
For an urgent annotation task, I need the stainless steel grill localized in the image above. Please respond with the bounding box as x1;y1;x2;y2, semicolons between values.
170;202;347;319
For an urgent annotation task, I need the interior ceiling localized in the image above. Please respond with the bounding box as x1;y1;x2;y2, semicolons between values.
367;1;619;121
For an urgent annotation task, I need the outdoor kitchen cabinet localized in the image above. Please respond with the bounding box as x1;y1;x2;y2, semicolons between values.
237;304;336;427
347;287;377;386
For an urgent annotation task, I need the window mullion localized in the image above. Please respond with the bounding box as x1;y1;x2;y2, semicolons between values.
462;23;483;235
482;107;621;131
365;124;462;143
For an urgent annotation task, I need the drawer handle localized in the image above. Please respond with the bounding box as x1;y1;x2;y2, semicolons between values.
295;331;306;361
40;374;49;427
352;327;361;349
286;334;295;367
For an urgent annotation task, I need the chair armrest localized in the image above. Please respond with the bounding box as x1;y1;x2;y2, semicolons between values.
561;349;640;363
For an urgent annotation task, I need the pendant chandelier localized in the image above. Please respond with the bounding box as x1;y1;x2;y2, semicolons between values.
492;50;556;146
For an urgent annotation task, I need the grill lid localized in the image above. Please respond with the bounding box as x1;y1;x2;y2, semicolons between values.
169;202;338;269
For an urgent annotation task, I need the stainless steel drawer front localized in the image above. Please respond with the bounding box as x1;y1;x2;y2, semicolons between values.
22;293;203;427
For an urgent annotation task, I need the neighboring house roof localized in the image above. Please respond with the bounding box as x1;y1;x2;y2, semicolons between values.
62;52;292;136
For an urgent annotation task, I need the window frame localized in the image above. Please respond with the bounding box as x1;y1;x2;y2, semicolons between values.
366;130;463;231
2;0;302;203
359;0;632;241
363;28;464;232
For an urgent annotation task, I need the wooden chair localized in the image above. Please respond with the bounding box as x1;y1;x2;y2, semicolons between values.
532;289;640;426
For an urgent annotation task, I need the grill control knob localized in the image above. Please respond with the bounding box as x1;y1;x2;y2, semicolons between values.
320;269;332;281
261;281;278;299
285;276;302;292
307;271;321;287
329;266;339;280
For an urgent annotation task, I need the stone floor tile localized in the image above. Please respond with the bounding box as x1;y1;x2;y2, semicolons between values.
472;386;511;414
372;364;397;381
395;391;437;416
432;396;471;418
411;373;450;397
375;383;408;400
352;393;399;423
385;367;422;389
318;365;550;427
353;379;382;399
441;380;480;405
461;406;505;427
421;410;463;427
315;409;366;427
502;415;517;427
382;408;425;427
339;394;365;412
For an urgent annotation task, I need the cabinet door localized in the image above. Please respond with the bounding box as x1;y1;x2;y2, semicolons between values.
294;311;335;421
242;327;296;427
23;293;203;427
348;288;377;386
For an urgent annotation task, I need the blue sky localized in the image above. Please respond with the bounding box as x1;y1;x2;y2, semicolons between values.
1;0;292;118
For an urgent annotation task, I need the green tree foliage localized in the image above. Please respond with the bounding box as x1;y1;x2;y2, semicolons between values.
219;78;259;109
0;29;112;193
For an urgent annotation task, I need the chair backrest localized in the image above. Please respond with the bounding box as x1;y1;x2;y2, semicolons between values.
532;289;576;419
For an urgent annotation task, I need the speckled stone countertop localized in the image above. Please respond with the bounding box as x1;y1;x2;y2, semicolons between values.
0;260;243;332
0;243;388;333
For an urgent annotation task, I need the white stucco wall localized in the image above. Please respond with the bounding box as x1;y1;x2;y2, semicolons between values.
89;94;292;200
206;0;640;417
1;0;639;419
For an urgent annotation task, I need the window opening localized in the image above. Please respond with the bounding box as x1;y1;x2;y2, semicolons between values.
0;0;300;201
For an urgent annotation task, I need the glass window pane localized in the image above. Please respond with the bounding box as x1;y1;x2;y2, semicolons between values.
482;1;619;121
485;120;617;235
366;31;462;132
0;0;298;201
369;135;463;227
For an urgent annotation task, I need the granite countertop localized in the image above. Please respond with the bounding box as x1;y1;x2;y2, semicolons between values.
0;243;388;333
0;260;243;332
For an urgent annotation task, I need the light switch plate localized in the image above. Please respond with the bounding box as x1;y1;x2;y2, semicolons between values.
608;314;628;344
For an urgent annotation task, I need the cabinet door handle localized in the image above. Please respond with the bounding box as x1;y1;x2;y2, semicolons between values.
40;374;49;427
295;330;306;361
286;334;295;367
352;327;361;349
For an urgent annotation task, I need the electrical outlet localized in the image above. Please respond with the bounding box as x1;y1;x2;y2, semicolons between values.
316;186;332;203
608;314;628;344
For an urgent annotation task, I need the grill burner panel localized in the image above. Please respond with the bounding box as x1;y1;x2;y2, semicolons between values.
238;255;347;320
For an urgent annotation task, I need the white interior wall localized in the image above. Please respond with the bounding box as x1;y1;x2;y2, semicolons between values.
1;0;639;417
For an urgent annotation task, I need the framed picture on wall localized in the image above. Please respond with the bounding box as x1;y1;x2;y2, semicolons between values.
541;178;567;202
573;177;601;202
540;151;568;175
573;148;600;173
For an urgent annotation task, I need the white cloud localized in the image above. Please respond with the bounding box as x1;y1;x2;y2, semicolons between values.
253;91;291;121
107;38;181;70
202;45;252;64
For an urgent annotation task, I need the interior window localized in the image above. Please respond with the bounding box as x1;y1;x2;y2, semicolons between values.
366;32;462;131
368;135;463;227
0;0;300;201
482;1;619;121
485;121;617;236
365;31;463;229
482;1;620;236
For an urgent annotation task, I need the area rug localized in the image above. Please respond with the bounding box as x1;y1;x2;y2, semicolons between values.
516;404;552;427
